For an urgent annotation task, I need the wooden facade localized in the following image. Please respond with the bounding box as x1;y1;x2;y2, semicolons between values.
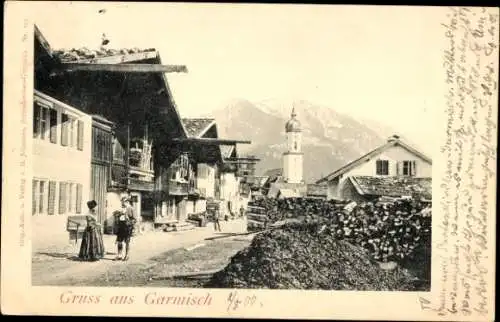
90;116;114;226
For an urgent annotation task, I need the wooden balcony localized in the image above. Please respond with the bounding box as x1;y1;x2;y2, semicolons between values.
169;180;189;196
169;179;198;196
110;163;128;188
110;162;154;191
129;177;154;192
129;165;154;180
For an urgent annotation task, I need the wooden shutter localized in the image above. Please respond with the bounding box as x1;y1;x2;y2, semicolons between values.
49;109;58;143
39;181;45;214
32;179;38;215
76;184;83;214
61;114;69;146
375;160;381;175
77;120;84;151
411;161;417;176
59;182;67;214
33;103;40;138
48;181;57;215
68;183;73;213
396;161;400;176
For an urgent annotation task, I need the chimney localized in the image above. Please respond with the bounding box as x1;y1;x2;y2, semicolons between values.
388;134;400;142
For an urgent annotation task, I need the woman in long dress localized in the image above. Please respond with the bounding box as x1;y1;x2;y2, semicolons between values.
79;200;105;261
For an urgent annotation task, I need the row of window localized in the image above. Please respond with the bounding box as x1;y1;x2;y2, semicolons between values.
32;179;83;215
375;160;417;176
33;102;84;150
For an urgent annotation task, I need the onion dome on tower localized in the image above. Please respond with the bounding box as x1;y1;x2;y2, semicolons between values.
285;107;302;132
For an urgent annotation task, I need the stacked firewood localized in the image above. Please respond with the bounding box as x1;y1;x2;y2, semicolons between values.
246;197;431;263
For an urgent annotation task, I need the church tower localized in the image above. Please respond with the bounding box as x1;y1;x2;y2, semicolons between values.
282;107;303;183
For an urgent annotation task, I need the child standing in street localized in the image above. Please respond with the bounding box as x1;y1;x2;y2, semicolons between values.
214;209;222;232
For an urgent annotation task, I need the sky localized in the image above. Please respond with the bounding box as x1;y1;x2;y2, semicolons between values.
32;3;447;154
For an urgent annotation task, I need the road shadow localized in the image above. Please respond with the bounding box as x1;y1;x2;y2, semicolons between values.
35;252;73;259
35;252;115;262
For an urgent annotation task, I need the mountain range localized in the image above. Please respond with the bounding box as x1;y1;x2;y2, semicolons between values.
207;98;420;183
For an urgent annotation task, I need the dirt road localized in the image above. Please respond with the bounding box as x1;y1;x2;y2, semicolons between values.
32;219;248;286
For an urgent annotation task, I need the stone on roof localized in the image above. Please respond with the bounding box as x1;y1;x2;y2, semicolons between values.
182;118;215;138
351;176;432;200
53;47;157;62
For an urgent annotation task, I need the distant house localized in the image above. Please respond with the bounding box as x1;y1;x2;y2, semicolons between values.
316;135;432;202
306;184;328;199
180;118;254;216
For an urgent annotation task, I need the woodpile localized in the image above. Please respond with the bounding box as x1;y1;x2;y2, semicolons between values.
245;197;431;263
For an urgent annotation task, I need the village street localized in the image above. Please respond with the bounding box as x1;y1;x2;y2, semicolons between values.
32;219;250;287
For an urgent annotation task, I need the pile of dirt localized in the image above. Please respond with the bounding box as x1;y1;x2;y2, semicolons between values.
206;223;418;290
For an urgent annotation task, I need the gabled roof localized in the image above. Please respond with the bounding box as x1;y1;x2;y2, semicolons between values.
182;118;216;138
220;145;236;159
349;176;432;200
35;25;55;58
316;135;432;184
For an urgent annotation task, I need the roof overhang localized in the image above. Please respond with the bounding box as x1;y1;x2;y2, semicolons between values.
51;62;188;75
225;157;261;162
172;138;251;145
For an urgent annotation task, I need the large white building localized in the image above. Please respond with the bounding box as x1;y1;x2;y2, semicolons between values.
316;135;432;202
282;107;304;184
32;90;93;218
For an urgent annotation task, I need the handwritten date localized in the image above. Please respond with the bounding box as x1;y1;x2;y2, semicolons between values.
227;291;262;312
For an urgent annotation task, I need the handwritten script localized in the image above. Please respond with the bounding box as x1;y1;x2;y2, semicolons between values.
226;291;263;313
420;7;498;318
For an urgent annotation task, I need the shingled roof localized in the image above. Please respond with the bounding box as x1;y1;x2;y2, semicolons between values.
349;176;432;200
52;47;158;63
182;118;216;138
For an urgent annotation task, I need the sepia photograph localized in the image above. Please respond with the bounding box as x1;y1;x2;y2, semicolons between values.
30;4;433;291
2;2;497;320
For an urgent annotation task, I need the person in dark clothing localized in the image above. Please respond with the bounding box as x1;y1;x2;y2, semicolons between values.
214;209;222;232
114;196;137;261
78;200;105;261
